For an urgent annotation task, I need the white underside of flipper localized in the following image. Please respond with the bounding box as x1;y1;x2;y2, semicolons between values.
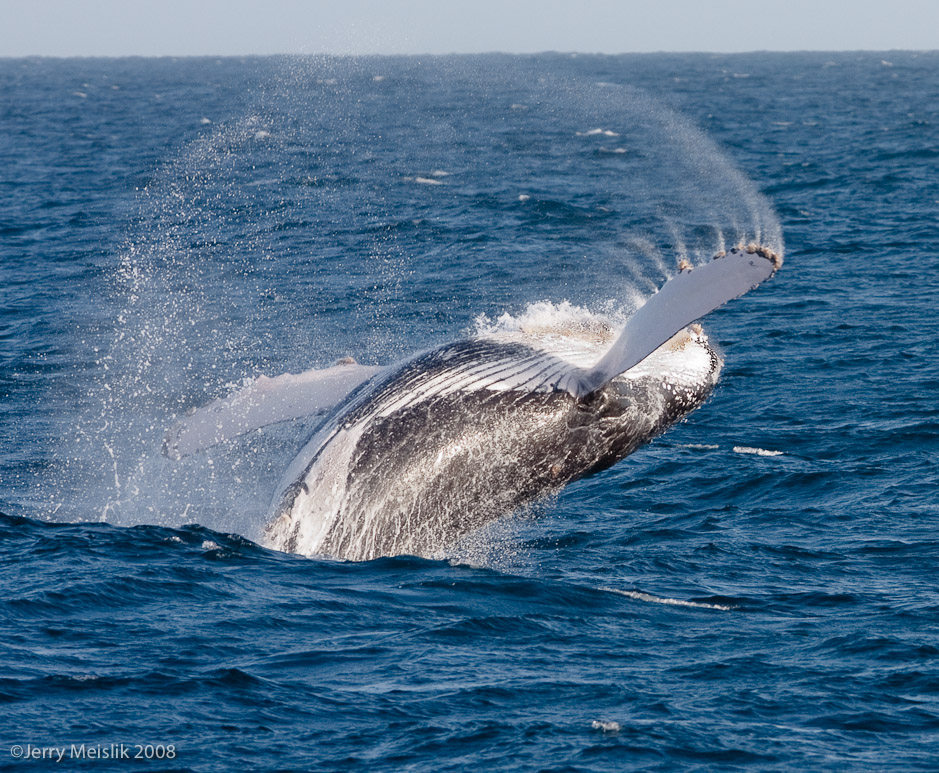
577;244;781;394
163;361;384;459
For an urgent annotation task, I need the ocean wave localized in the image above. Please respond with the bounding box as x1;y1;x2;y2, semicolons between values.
733;446;784;457
576;128;620;137
600;587;735;611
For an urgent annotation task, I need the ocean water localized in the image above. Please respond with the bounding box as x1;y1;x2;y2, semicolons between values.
1;52;938;770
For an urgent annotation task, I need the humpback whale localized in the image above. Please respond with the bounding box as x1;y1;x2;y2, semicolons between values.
164;244;781;561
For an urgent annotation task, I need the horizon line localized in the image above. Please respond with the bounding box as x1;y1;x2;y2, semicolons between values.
2;48;937;60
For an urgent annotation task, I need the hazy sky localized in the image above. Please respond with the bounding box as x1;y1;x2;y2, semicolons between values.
2;0;937;57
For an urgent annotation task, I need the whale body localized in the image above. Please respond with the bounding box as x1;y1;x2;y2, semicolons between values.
164;245;781;561
265;326;719;560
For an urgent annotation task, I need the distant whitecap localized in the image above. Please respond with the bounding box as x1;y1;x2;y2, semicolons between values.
602;587;734;611
733;446;783;457
576;128;619;137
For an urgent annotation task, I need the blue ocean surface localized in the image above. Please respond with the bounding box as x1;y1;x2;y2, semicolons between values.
1;52;938;770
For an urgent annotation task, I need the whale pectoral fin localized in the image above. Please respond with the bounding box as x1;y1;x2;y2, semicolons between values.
571;244;782;397
163;362;385;460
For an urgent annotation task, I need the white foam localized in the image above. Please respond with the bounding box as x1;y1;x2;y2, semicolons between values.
474;300;616;340
201;540;221;550
602;587;733;611
591;720;621;734
733;446;783;457
472;300;717;384
413;177;443;185
518;194;530;202
474;302;618;369
576;128;619;137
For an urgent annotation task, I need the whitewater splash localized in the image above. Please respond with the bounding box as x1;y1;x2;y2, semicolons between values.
42;57;782;561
